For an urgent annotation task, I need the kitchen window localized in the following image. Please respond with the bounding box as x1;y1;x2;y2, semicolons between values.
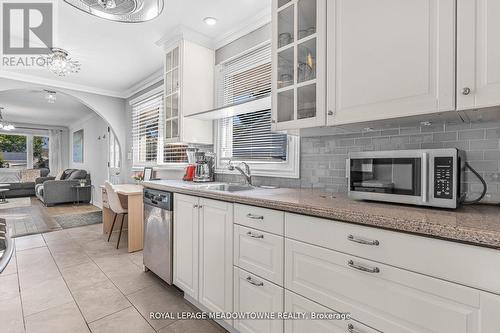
131;88;187;168
215;42;299;178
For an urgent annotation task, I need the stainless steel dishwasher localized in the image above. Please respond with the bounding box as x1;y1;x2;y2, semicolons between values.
143;188;173;284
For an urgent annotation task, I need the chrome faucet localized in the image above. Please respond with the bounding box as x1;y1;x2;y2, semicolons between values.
228;160;252;185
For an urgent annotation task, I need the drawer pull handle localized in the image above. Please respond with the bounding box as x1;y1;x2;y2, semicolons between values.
246;276;264;286
246;231;264;239
347;323;364;333
246;213;264;220
348;260;380;274
347;234;379;246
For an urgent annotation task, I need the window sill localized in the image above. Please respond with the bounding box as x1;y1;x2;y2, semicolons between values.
132;163;187;171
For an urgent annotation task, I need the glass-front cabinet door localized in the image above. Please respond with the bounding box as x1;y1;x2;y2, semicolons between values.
164;45;180;142
272;0;326;130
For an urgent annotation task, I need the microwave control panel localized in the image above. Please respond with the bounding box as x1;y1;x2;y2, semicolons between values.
434;157;454;199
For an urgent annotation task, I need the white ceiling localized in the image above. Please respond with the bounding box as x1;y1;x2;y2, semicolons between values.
0;0;270;98
0;89;96;127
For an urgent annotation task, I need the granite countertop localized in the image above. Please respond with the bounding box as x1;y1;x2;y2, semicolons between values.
143;180;500;250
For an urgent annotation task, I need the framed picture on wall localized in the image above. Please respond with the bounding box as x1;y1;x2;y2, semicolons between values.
73;129;84;163
143;167;153;181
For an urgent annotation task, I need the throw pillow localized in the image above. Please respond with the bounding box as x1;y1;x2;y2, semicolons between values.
67;170;87;180
55;170;64;180
20;169;41;183
61;169;76;180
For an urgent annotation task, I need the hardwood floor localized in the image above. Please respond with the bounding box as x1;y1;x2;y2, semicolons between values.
0;197;101;237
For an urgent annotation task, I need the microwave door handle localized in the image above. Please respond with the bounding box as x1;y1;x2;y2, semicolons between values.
422;152;428;203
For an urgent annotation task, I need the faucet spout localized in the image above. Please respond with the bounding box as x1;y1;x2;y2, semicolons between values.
227;160;252;185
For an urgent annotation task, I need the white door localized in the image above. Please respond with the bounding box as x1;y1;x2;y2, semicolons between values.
198;198;233;321
173;194;199;299
327;0;456;125
234;267;284;333
457;0;500;110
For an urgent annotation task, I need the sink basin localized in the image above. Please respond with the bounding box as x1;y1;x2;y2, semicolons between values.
200;183;254;192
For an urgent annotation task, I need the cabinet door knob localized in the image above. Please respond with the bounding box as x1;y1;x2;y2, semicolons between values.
193;204;198;208
271;120;276;124
462;87;471;95
328;110;334;116
347;323;364;333
347;234;379;246
246;231;264;239
347;259;380;273
246;276;264;286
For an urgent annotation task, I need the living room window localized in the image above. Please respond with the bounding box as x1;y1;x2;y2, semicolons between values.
215;43;299;178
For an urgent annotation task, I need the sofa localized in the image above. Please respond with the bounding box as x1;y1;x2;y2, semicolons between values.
0;168;50;198
35;169;91;206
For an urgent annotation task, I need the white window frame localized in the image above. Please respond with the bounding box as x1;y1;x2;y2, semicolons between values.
130;86;188;170
214;41;300;179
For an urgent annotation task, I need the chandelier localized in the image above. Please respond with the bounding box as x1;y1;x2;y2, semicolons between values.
0;108;15;131
47;48;81;77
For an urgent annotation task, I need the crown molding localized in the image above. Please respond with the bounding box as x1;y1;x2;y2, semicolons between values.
156;25;215;51
123;69;163;99
0;70;126;98
213;7;271;49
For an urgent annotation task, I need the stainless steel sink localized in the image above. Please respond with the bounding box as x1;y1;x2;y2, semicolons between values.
200;183;254;192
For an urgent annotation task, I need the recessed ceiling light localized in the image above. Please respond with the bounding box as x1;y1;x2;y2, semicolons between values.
203;17;217;26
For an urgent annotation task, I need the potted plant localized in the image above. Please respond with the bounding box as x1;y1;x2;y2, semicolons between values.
132;171;144;185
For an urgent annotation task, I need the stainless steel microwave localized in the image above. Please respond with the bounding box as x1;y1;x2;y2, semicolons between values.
347;149;466;209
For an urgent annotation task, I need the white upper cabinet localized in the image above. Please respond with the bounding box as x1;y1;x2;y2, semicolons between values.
272;0;327;130
161;39;214;144
327;0;456;126
457;0;500;110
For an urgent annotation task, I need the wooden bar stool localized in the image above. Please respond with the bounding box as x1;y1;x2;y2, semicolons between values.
104;182;128;249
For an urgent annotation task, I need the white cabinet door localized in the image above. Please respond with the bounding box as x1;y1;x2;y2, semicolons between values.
173;194;199;299
327;0;456;126
285;290;379;333
234;267;284;333
198;198;233;319
457;0;500;110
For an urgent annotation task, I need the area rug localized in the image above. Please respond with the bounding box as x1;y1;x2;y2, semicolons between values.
53;211;103;229
0;197;31;210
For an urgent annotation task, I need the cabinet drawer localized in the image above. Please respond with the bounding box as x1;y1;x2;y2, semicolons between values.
234;225;284;286
285;212;500;295
285;239;480;333
234;204;284;235
285;290;379;333
234;267;283;333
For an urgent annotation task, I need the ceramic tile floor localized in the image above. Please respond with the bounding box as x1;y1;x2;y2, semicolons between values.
0;224;227;333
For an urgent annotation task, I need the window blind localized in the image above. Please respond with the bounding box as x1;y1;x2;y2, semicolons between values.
216;43;287;162
131;93;161;165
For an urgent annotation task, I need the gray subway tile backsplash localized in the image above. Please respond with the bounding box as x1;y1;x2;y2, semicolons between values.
218;121;500;204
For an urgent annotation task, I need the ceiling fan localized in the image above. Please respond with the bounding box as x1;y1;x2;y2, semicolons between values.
64;0;164;23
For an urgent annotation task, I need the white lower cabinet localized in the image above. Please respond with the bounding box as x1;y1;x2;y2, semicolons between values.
284;290;378;333
173;194;500;333
173;194;233;318
285;238;492;333
199;198;234;322
173;194;199;299
234;267;283;333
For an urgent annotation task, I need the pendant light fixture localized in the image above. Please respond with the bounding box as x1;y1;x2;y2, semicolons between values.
64;0;164;23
